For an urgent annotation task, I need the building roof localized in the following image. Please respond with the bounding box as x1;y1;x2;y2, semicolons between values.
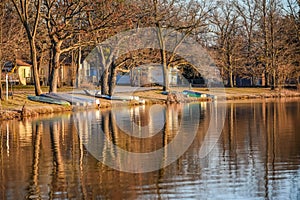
16;59;32;66
2;59;31;73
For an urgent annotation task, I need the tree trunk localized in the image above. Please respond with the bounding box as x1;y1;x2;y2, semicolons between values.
0;83;3;101
50;67;59;93
158;35;169;91
48;46;53;86
266;72;270;87
158;40;169;91
229;70;234;88
109;63;117;96
262;72;265;86
101;67;109;95
49;42;62;93
262;71;269;87
262;0;269;88
0;0;3;100
0;61;3;100
29;39;43;96
272;69;276;89
76;47;81;88
162;58;169;91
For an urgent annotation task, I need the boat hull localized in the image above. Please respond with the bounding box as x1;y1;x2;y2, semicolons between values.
27;95;71;106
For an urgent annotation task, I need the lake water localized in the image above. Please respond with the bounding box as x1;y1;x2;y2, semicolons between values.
0;99;299;199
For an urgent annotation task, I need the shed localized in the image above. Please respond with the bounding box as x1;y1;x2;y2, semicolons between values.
2;59;32;85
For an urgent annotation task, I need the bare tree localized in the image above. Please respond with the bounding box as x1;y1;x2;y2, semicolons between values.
86;0;142;95
44;0;90;93
10;0;43;95
44;0;133;93
151;0;213;91
210;1;241;87
257;0;284;88
286;0;300;41
153;0;169;91
286;0;300;84
96;45;118;95
234;0;260;86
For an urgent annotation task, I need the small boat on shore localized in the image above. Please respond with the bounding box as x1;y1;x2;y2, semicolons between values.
182;90;217;99
162;90;209;98
182;90;204;98
27;95;71;106
41;93;99;106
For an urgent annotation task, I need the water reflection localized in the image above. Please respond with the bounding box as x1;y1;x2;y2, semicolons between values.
218;100;300;199
73;104;203;173
0;100;299;199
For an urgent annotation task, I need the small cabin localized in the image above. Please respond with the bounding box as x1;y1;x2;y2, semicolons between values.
2;59;32;85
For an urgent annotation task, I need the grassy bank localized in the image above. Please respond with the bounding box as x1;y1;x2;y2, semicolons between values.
0;86;74;120
1;87;300;121
193;87;300;100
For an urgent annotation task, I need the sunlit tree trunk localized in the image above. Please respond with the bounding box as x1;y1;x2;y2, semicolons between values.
76;46;81;88
29;38;43;95
49;41;62;93
229;70;234;88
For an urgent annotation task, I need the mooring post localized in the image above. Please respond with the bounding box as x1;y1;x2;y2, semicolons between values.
5;73;8;100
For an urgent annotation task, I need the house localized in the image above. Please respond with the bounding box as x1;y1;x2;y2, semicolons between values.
116;74;131;85
2;59;32;85
130;65;182;87
80;59;99;85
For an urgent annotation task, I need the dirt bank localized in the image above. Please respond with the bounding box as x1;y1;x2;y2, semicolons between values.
0;105;73;121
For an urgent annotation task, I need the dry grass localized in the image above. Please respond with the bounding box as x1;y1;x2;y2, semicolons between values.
0;87;74;120
133;89;167;101
192;87;300;99
1;93;42;110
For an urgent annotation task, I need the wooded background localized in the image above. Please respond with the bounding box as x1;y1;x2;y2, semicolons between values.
0;0;299;97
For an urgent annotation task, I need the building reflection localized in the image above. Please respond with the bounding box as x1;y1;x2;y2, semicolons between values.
0;100;299;199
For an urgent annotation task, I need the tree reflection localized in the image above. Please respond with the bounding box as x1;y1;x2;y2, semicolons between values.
27;121;42;198
221;100;300;198
0;100;300;199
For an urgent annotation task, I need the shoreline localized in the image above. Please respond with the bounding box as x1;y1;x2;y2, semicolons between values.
1;88;300;121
